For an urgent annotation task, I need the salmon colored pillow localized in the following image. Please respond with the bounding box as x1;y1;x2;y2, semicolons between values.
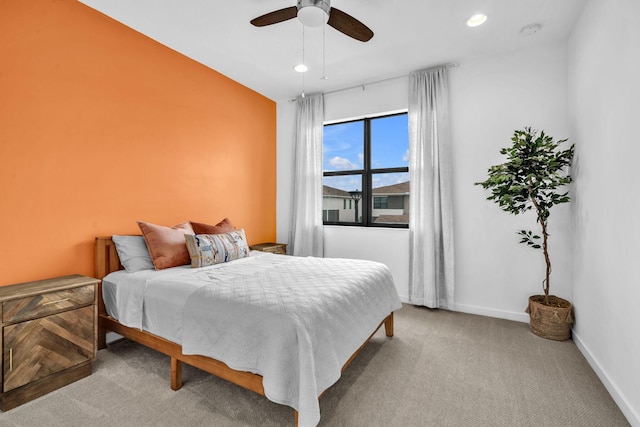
137;221;194;270
190;217;235;235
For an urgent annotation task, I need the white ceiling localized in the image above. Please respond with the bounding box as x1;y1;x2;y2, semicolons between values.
78;0;587;101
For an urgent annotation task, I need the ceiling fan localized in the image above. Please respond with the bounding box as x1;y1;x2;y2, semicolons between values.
250;0;374;42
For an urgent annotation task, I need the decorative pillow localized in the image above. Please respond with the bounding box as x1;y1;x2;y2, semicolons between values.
184;229;250;268
190;217;235;235
137;221;194;270
112;235;154;273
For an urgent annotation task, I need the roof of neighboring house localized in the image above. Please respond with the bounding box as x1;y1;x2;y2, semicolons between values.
374;214;409;223
372;181;409;194
323;185;350;197
323;181;410;197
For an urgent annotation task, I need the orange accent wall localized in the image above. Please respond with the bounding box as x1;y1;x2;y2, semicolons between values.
0;0;277;286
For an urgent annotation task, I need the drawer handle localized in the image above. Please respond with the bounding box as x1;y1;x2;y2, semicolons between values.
9;348;12;372
42;298;70;306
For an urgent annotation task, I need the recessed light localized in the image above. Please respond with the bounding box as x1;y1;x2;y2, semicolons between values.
466;14;487;27
294;64;308;73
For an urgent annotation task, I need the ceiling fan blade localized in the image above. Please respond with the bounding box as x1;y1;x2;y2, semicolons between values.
327;7;374;42
250;6;298;27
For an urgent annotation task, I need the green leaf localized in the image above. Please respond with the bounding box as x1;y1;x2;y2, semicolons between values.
476;127;573;274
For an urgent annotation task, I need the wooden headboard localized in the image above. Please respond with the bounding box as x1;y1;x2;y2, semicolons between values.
95;236;123;280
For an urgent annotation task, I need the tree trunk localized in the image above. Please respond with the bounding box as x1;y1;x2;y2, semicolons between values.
540;218;551;305
530;193;551;306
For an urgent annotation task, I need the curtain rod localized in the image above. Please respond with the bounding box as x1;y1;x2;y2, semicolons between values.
289;63;458;102
323;74;407;96
326;63;459;96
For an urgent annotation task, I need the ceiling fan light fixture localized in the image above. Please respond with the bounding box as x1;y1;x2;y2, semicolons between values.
466;13;488;27
297;0;330;27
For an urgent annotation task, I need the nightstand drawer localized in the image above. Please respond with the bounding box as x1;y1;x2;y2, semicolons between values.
2;284;95;324
3;305;95;392
264;246;286;255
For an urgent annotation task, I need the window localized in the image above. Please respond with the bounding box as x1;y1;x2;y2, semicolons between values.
322;112;409;227
373;196;388;209
323;209;339;222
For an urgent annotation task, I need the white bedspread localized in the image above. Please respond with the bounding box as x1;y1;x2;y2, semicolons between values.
104;252;401;427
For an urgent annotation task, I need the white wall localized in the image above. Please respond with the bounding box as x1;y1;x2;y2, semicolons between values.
568;0;640;424
277;39;571;318
451;41;572;322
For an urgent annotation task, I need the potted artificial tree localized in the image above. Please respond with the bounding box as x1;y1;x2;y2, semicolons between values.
475;127;575;340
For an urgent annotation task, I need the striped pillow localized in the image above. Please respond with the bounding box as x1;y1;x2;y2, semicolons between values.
184;229;250;268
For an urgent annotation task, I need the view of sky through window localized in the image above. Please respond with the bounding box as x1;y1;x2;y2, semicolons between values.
323;114;409;191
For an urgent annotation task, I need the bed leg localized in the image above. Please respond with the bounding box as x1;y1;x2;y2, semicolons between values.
384;312;394;337
97;325;107;350
97;282;107;350
171;357;183;390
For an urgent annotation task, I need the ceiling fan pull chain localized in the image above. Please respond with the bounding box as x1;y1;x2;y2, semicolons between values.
321;20;328;80
301;26;306;97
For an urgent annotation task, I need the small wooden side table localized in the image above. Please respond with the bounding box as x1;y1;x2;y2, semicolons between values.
0;274;99;411
249;242;288;255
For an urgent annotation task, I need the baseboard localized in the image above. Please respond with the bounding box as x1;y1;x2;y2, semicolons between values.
454;302;530;323
572;331;639;427
402;300;530;323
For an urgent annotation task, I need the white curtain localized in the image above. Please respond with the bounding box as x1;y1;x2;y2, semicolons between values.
289;94;324;257
408;66;455;309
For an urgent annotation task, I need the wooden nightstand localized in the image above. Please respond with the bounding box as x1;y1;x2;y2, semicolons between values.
0;274;99;411
250;242;288;255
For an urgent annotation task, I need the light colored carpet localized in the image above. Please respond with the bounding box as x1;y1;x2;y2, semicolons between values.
1;305;629;426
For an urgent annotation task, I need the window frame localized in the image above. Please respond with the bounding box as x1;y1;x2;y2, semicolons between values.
322;112;409;229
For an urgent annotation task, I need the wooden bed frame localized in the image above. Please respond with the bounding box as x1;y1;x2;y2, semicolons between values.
95;236;394;426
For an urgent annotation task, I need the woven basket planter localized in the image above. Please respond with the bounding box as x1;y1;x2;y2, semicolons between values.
526;295;573;341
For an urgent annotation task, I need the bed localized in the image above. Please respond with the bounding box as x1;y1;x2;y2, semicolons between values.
95;235;401;426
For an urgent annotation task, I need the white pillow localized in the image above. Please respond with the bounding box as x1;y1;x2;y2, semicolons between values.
112;235;154;273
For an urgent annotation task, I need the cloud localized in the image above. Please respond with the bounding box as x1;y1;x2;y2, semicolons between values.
323;126;354;153
402;148;410;163
324;175;362;192
328;156;359;170
372;173;410;188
